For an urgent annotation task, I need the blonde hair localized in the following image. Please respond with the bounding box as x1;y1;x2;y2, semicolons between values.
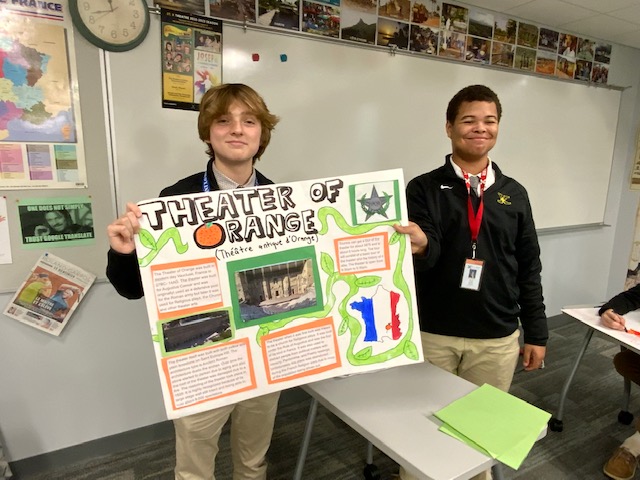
198;84;280;163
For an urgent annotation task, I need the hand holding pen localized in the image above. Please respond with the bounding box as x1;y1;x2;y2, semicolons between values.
600;308;629;332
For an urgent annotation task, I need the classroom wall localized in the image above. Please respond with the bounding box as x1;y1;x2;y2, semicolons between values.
1;41;639;464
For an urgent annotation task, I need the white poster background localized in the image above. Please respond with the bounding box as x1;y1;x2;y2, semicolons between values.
134;169;424;419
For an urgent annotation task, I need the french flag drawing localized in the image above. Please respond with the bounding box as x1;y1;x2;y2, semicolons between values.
350;286;402;342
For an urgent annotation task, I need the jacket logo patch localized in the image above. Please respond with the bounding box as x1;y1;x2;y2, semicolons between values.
497;192;511;205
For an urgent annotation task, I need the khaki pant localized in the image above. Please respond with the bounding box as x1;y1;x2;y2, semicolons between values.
174;392;281;480
400;330;521;480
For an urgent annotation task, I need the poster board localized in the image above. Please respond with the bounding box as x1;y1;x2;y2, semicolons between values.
133;169;422;418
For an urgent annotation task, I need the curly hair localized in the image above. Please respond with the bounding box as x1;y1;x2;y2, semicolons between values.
446;85;502;124
198;84;280;163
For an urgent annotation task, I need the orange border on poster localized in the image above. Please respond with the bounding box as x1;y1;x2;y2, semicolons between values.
162;337;257;410
261;317;342;384
334;232;390;275
151;257;223;320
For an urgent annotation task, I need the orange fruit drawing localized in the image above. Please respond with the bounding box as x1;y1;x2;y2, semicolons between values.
194;222;225;248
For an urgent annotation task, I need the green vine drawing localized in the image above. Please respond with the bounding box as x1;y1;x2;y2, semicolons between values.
256;207;418;365
138;227;189;267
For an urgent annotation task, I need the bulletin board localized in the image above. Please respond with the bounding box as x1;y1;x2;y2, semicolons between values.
0;37;113;293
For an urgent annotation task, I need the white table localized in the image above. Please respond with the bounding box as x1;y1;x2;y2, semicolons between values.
294;362;515;480
550;307;640;432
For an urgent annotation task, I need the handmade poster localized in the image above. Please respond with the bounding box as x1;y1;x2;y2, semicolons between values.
162;8;223;110
135;169;422;418
4;253;96;336
0;0;87;190
18;197;95;248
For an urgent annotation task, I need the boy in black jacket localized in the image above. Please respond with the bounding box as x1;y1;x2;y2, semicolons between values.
106;84;280;480
394;85;547;480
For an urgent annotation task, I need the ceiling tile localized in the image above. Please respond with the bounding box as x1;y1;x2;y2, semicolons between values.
507;0;596;27
559;0;640;14
560;14;638;40
608;5;640;24
457;0;532;13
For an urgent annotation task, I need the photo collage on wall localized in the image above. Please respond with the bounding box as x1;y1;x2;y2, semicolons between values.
158;0;613;85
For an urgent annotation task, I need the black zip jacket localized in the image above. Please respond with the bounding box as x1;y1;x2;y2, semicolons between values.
598;283;640;316
407;157;548;345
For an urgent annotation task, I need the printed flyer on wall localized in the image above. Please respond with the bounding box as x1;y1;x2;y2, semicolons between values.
18;196;95;248
161;8;223;110
135;169;423;418
4;253;96;336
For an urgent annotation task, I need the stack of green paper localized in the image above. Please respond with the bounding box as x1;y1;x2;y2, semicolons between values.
434;383;551;469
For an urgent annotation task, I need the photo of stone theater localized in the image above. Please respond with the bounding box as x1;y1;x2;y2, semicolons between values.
235;259;317;321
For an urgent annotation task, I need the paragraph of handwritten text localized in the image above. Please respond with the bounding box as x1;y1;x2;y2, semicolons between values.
264;323;339;382
153;261;221;313
166;342;254;409
336;234;388;274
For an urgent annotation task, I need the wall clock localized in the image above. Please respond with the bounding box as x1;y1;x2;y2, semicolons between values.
69;0;151;52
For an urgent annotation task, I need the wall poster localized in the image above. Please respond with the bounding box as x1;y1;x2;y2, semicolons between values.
0;0;87;189
134;169;423;418
161;8;223;110
18;196;95;248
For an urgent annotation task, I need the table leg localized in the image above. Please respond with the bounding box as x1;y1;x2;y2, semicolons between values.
549;328;594;432
492;463;504;480
293;397;319;480
618;376;634;425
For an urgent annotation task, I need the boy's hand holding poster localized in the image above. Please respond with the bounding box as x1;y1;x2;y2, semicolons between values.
135;169;423;418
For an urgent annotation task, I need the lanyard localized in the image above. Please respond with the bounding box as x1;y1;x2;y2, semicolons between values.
203;171;258;191
462;168;487;259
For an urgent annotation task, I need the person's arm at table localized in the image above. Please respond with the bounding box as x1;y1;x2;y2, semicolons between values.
598;283;640;331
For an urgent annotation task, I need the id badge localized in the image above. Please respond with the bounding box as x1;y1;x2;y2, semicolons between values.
461;258;484;291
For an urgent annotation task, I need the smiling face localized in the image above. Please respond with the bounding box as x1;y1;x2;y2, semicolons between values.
446;100;499;170
207;100;262;170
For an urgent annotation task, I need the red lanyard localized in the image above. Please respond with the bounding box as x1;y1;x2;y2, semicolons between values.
462;168;487;258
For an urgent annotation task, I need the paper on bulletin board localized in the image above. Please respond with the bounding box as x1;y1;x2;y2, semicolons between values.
0;2;87;190
161;8;222;110
0;197;12;265
135;169;423;418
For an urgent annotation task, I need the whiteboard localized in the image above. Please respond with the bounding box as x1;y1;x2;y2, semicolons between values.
108;17;621;230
